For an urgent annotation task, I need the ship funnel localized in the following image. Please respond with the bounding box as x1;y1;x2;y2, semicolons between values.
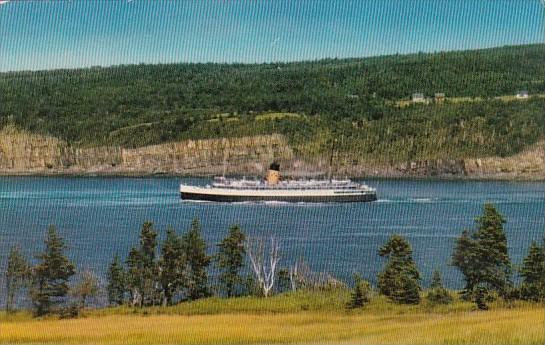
266;162;280;185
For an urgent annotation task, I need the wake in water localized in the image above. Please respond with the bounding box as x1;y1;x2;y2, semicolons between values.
374;197;520;204
182;199;335;207
376;198;436;204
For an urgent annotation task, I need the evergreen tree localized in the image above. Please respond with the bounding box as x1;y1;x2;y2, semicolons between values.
520;240;545;302
452;203;512;301
181;218;211;300
107;255;126;306
5;245;30;312
427;269;453;305
216;224;246;297
377;235;421;304
430;269;443;289
158;227;186;305
347;274;371;309
126;247;144;306
31;226;76;316
451;229;477;292
126;221;160;307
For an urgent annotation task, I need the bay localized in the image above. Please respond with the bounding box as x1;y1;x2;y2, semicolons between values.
0;176;543;305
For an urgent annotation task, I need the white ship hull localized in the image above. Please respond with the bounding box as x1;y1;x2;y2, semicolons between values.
180;184;377;203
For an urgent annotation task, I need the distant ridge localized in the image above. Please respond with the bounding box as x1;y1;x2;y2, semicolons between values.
0;44;543;169
1;43;542;74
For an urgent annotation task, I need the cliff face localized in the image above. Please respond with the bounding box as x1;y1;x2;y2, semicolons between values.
120;135;294;175
0;126;122;172
0;126;543;180
0;126;293;175
463;142;545;180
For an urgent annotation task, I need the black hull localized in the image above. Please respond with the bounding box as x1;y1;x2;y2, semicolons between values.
181;192;377;203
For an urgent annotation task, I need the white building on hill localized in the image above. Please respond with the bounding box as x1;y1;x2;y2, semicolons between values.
516;90;529;99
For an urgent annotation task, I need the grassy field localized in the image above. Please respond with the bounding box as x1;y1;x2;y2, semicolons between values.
254;112;304;121
1;291;543;345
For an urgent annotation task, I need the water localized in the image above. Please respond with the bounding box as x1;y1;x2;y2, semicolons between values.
0;176;543;304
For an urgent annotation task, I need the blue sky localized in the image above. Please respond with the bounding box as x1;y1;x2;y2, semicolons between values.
0;0;543;72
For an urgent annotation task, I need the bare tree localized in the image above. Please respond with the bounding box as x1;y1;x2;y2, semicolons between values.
288;258;313;291
289;262;298;292
287;258;345;291
246;237;280;297
71;269;100;310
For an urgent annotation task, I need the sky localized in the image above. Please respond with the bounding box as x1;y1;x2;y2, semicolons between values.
0;0;543;72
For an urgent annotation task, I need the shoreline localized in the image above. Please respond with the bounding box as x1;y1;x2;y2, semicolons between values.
2;126;543;182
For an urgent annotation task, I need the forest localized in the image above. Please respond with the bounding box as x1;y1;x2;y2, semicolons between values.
0;44;543;162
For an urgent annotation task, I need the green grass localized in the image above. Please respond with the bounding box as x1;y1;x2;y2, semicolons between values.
254;112;303;121
1;290;543;345
1;289;538;321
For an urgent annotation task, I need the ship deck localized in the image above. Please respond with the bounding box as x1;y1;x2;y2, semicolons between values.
180;180;377;203
210;179;366;190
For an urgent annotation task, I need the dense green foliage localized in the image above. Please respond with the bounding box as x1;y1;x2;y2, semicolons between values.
158;227;186;306
106;255;126;306
452;204;512;306
520;240;545;302
0;44;543;162
182;219;211;300
473;284;492;310
30;226;76;316
317;98;545;162
215;225;246;298
117;219;211;307
377;235;421;304
126;222;160;307
4;246;30;313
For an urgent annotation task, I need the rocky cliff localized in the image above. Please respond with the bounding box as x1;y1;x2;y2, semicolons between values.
0;126;294;176
0;126;543;180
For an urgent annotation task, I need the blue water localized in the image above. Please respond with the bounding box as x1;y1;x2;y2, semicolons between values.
0;177;543;304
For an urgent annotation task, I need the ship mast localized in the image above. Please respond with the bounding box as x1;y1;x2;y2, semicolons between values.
328;136;337;182
222;141;227;178
327;133;345;181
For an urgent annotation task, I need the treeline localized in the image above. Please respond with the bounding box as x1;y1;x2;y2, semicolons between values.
4;203;545;317
186;97;545;161
0;44;543;152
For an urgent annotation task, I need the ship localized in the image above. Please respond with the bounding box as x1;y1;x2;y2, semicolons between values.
180;163;377;203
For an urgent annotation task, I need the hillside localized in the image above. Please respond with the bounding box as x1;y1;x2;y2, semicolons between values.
0;44;544;177
1;125;543;179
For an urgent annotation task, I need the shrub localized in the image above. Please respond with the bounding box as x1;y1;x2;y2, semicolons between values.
427;270;453;305
347;274;372;309
427;288;453;305
59;302;80;319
